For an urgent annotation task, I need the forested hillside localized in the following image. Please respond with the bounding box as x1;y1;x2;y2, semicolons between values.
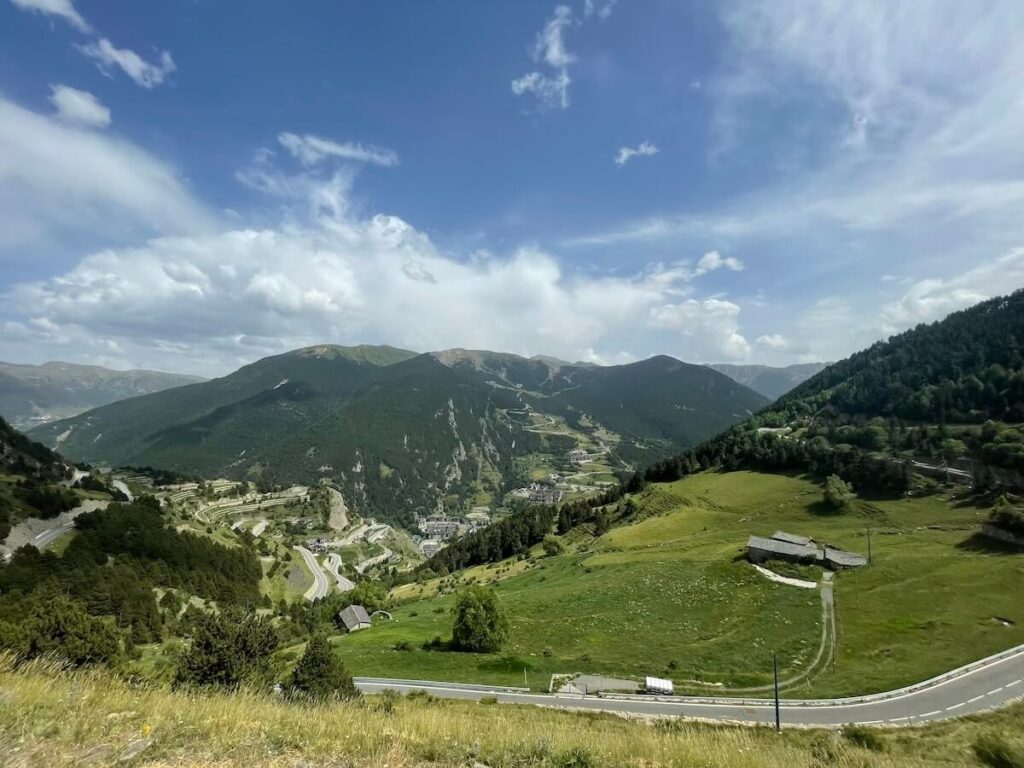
646;290;1024;492
31;346;766;526
776;291;1024;423
0;495;264;663
0;416;73;541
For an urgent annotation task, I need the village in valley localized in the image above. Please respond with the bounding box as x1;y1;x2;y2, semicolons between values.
2;425;630;631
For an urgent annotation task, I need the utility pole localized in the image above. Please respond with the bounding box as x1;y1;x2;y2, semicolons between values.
867;526;872;565
773;653;781;733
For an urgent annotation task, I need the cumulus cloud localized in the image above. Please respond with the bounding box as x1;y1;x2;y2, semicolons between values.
755;334;787;350
879;247;1024;333
0;95;213;250
78;38;176;88
49;84;110;127
614;141;659;166
10;0;89;32
277;132;399;168
511;5;575;110
2;164;757;375
649;299;751;359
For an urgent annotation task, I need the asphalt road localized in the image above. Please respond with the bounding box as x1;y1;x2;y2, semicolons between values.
294;546;329;601
354;644;1024;726
324;552;356;592
33;521;77;550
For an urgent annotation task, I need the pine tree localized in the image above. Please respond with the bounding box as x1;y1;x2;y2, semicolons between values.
288;634;359;701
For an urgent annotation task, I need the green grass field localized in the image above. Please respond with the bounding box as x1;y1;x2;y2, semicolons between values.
327;471;1024;696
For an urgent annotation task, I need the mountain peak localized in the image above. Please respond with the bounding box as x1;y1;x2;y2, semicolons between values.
287;344;417;367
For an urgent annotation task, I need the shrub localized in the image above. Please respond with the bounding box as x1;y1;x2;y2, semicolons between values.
288;634;359;702
394;640;413;652
451;585;509;653
420;635;445;651
823;475;854;510
175;609;278;689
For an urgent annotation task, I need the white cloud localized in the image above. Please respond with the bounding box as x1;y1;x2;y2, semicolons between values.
614;141;659;166
755;333;787;350
2;167;756;374
0;95;213;250
10;0;89;32
695;250;743;275
569;0;1024;273
49;84;111;128
78;38;176;89
512;5;575;110
277;132;399;168
649;299;751;359
583;0;616;21
879;247;1024;333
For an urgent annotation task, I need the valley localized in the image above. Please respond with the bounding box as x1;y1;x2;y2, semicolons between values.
1;295;1023;767
4;3;1024;763
27;346;766;527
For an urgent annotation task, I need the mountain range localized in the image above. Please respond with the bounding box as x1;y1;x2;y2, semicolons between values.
0;361;203;430
707;362;828;400
29;345;767;526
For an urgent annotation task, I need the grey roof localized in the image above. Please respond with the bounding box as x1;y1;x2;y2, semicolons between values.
339;604;371;630
747;535;819;560
771;531;812;546
824;547;868;567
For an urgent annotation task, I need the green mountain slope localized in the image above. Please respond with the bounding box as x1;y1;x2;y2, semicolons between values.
708;362;828;400
0;360;204;430
30;345;766;525
648;289;1024;491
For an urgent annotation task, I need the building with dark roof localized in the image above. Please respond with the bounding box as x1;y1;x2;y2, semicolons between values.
823;547;868;569
771;531;812;547
339;604;372;632
746;531;867;570
746;535;821;565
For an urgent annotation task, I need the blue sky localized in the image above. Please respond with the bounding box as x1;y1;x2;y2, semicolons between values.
1;0;1023;376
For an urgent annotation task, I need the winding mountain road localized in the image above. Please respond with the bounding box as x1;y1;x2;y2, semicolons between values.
354;644;1024;727
294;546;330;601
324;552;356;592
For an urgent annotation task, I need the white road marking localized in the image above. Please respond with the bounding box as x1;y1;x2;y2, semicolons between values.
1005;680;1021;688
920;710;941;717
968;695;984;703
986;687;1003;696
945;703;963;711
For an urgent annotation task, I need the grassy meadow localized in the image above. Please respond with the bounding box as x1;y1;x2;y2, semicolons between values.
327;471;1023;697
2;654;1023;768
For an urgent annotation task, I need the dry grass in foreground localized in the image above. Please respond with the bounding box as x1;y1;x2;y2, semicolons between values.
0;655;1022;767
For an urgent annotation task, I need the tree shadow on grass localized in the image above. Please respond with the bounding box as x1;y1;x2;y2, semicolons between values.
807;500;844;517
477;655;534;673
955;532;1023;556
